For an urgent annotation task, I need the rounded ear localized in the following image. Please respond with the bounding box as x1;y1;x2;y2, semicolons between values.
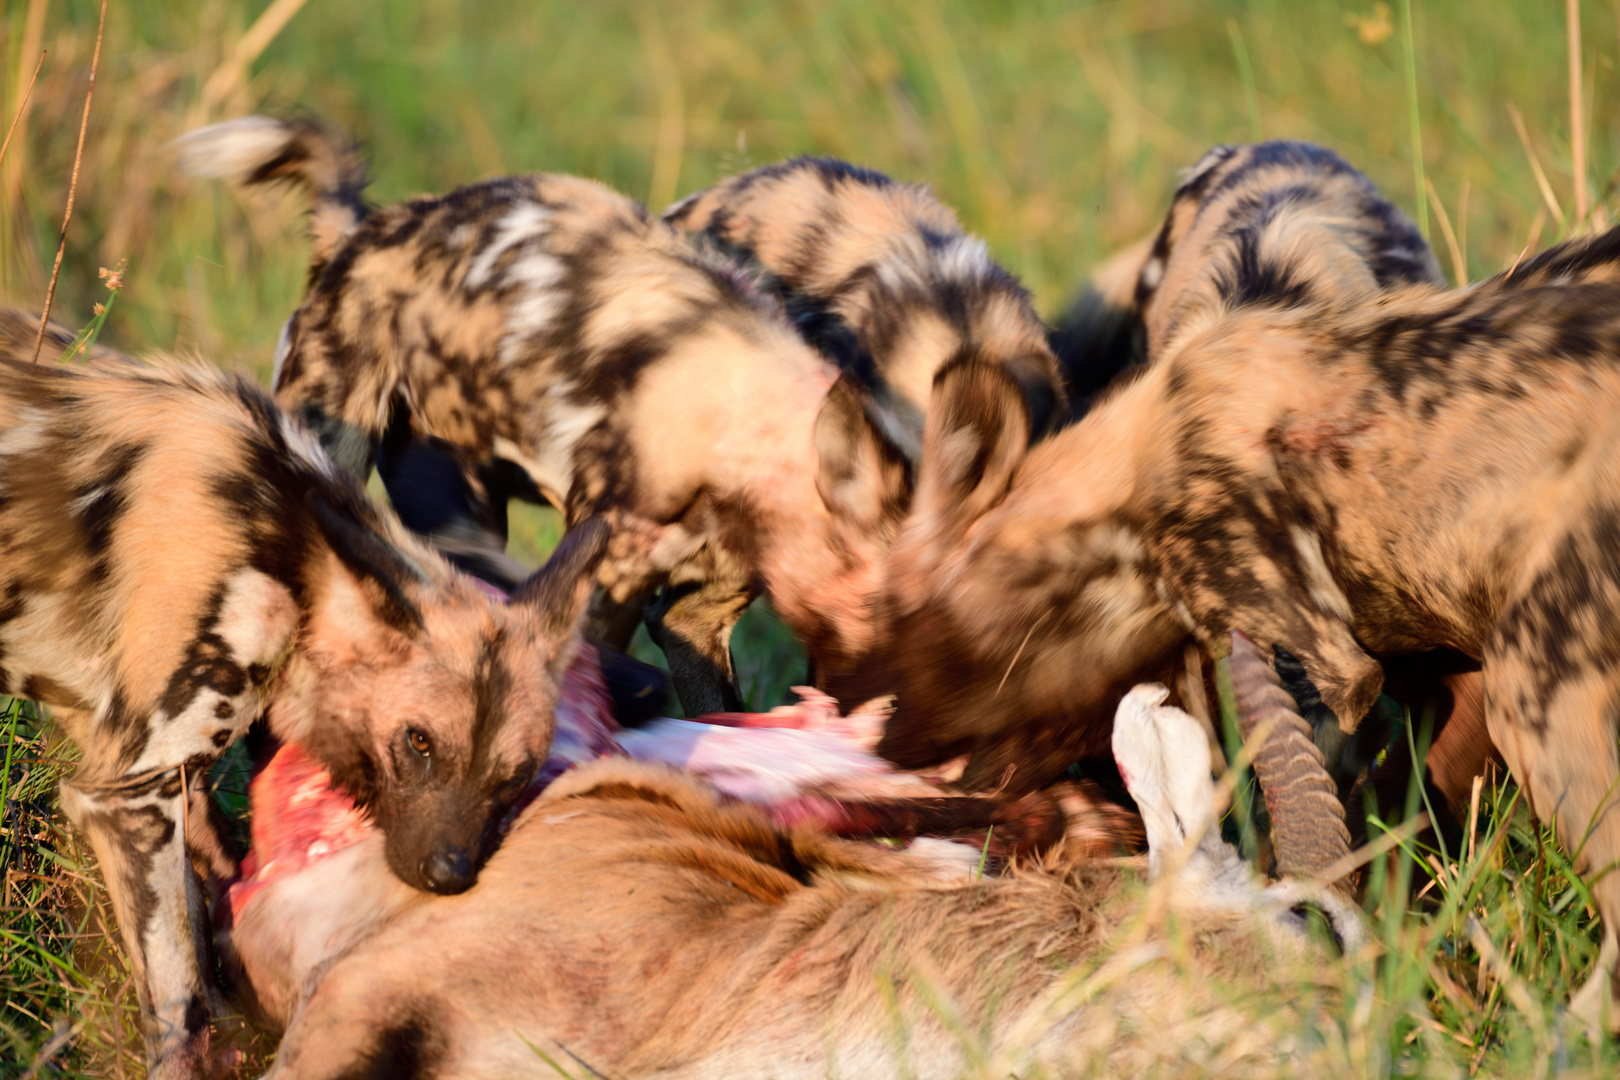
311;492;428;634
915;359;1029;530
813;374;912;535
510;517;612;640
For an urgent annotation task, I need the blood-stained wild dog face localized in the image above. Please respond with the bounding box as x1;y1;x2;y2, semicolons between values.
278;510;611;894
0;354;605;1076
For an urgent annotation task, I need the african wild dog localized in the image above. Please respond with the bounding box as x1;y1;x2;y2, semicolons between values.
178;117;915;718
1046;143;1491;846
664;156;1068;457
830;141;1447;792
0;355;608;1077
222;685;1357;1079
1049;141;1442;414
840;235;1620;1023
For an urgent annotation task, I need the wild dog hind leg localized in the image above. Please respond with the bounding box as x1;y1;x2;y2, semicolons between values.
60;769;215;1078
1483;656;1620;1030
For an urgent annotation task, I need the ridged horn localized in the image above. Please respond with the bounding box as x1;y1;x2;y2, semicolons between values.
1230;630;1352;891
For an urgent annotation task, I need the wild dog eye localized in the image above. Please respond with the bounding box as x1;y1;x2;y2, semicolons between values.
407;729;432;757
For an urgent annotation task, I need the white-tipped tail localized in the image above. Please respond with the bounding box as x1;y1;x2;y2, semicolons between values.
173;114;369;265
173;116;307;182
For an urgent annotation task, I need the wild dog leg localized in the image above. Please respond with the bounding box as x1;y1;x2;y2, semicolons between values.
60;771;214;1079
1484;659;1620;1030
644;580;753;715
1159;509;1386;732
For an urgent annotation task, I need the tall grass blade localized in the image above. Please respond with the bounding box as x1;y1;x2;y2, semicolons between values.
0;51;45;174
1226;18;1261;142
1568;0;1588;225
1399;0;1428;239
31;0;109;364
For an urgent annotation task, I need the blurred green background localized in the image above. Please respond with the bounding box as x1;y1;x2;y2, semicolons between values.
4;0;1611;356
1;0;1613;711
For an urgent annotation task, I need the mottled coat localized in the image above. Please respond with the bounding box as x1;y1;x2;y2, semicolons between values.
837;142;1445;790
1050;140;1442;412
178;118;911;716
0;355;605;1077
849;245;1620;1022
665;156;1068;456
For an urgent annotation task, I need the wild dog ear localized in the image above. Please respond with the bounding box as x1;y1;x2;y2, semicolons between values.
813;374;912;535
915;359;1029;530
311;493;427;635
510;516;611;645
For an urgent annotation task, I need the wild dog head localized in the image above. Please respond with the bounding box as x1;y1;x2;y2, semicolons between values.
824;360;1185;791
275;486;610;895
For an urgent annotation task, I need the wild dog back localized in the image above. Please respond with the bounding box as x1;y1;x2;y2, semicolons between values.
181;117;912;717
666;156;1067;454
1135;141;1441;358
1050;141;1442;407
0;356;605;1077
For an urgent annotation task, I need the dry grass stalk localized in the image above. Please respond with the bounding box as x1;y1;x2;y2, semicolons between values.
638;8;685;211
1424;176;1467;286
1508;103;1567;231
0;51;45;173
1568;0;1587;225
193;0;312;122
30;0;109;364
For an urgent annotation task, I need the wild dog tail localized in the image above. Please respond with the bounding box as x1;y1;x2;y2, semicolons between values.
174;115;369;272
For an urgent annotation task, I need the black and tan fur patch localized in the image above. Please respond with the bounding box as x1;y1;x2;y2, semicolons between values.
665;156;1068;454
179;117;912;717
1050;140;1442;413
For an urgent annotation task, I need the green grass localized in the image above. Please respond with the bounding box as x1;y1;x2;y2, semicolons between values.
2;0;1619;1074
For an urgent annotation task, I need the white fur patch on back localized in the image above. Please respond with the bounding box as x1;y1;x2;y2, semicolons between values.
0;405;50;460
464;202;554;291
498;251;568;360
930;234;992;285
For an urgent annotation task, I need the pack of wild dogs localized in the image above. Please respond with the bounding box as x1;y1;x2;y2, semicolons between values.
3;111;1618;1077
